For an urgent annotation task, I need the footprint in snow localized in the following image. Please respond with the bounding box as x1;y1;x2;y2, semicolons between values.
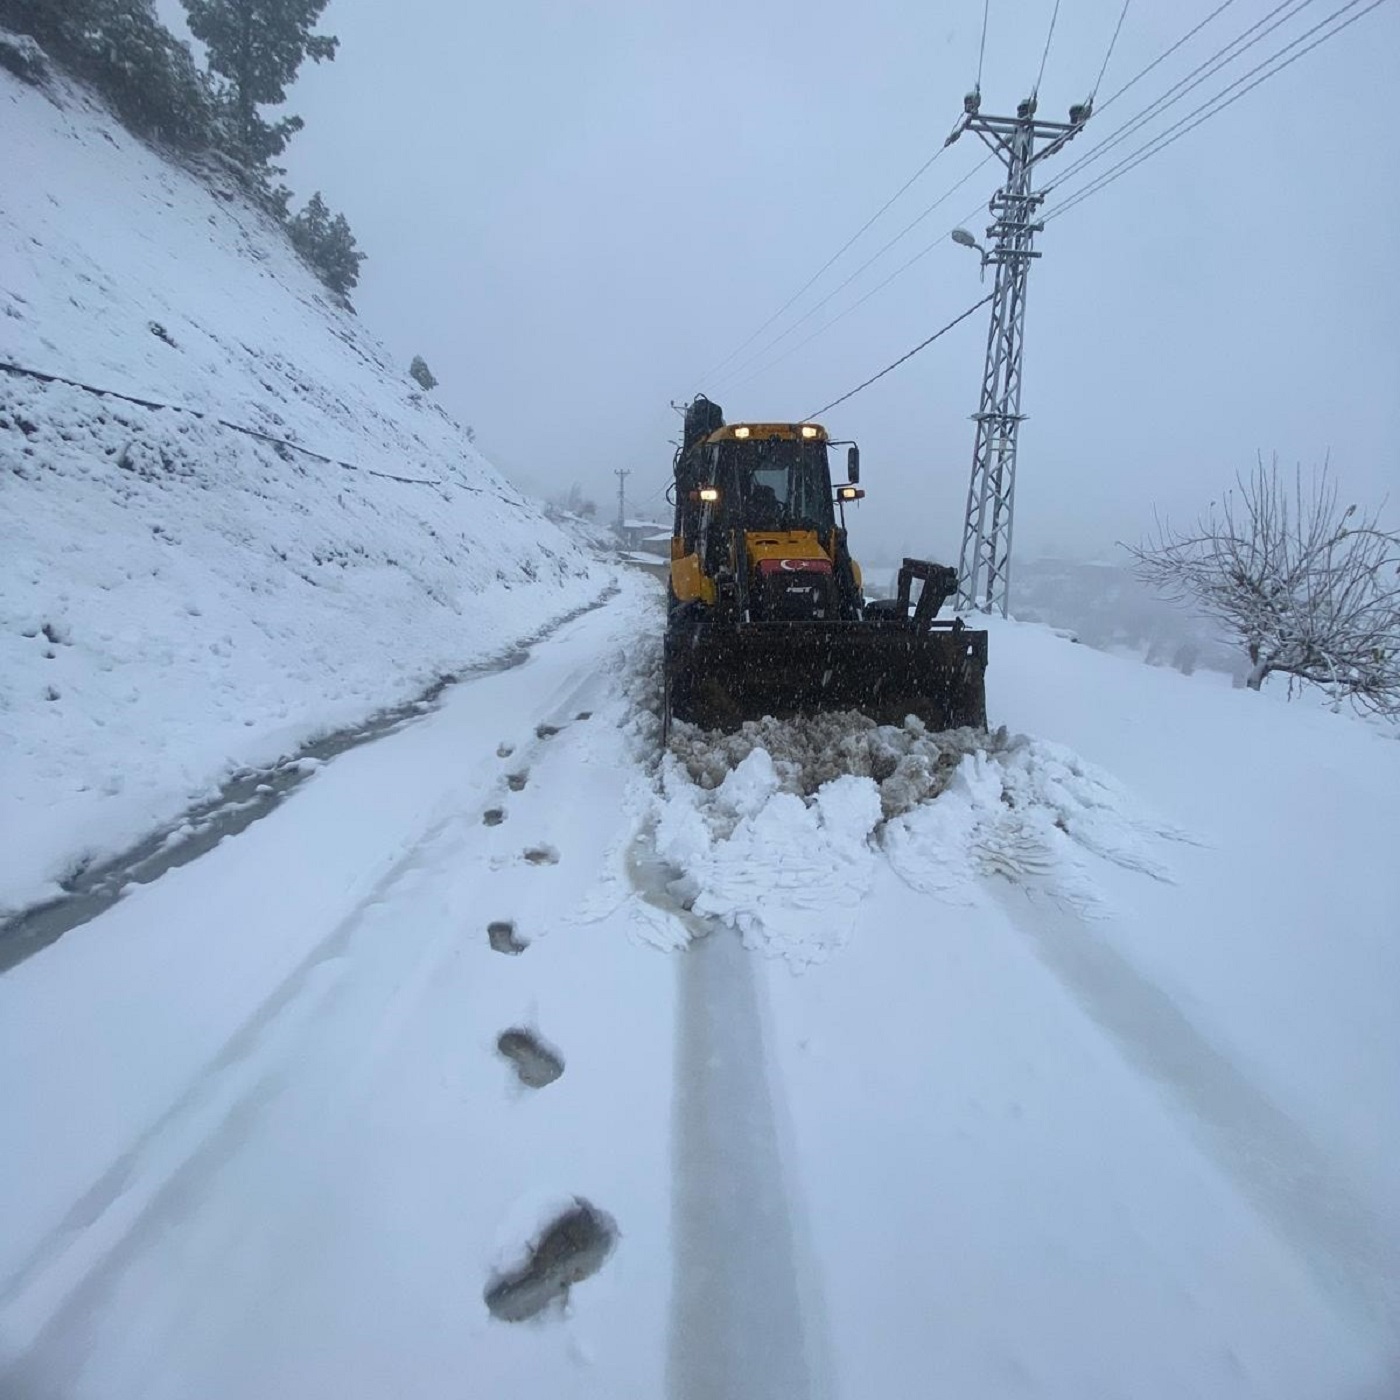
506;771;528;793
483;807;506;827
485;1200;616;1322
497;742;514;759
575;711;592;721
497;1027;564;1088
488;920;527;955
522;845;559;866
535;723;560;739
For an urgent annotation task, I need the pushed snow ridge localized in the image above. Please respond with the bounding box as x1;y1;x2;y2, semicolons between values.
657;711;1188;966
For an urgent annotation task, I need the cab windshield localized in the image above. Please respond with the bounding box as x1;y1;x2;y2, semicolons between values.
718;439;834;532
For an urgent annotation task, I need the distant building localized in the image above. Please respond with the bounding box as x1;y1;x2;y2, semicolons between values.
615;518;670;557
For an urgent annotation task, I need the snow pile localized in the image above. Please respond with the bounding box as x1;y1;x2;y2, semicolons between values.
0;63;610;912
883;737;1186;911
667;710;993;818
656;746;881;966
657;714;1186;965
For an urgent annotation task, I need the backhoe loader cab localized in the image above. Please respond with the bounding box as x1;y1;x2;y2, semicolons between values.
678;429;836;537
664;398;988;733
672;423;862;626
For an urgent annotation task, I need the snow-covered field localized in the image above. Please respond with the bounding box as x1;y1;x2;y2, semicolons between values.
0;57;607;916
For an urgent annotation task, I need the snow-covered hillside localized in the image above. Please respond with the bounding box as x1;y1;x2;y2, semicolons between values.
0;54;609;914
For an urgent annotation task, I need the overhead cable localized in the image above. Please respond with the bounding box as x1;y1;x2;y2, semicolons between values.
1096;0;1241;113
696;144;954;384
721;193;991;395
710;155;995;393
1033;0;1064;95
1046;0;1384;222
976;0;991;90
1090;0;1133;98
803;294;994;421
1045;0;1321;196
698;0;1243;400
722;189;996;398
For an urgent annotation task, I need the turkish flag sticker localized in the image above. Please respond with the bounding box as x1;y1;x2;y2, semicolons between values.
757;557;832;576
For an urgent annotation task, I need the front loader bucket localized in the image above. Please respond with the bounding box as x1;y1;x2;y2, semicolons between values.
665;618;988;732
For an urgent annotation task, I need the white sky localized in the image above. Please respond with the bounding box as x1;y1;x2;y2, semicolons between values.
167;0;1400;564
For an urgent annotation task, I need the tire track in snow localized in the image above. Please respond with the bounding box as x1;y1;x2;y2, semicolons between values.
0;807;466;1379
665;916;834;1400
996;885;1400;1348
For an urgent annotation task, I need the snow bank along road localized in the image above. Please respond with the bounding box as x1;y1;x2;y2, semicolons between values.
2;574;1397;1398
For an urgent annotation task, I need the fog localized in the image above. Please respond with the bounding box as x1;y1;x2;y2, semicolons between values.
190;0;1400;566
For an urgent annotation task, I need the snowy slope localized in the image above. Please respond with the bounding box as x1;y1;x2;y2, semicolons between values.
0;56;611;913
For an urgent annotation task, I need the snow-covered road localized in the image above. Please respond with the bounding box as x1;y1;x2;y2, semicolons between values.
3;576;1397;1398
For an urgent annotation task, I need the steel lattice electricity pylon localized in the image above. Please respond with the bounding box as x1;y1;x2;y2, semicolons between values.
952;91;1087;615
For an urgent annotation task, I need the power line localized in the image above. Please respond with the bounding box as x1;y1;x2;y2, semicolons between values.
1091;0;1133;98
976;0;991;90
1049;0;1381;220
696;0;1189;398
695;144;954;384
630;479;671;510
710;154;995;393
1046;0;1319;196
720;196;990;396
803;294;993;421
1097;0;1241;113
711;1;1264;409
696;0;1254;408
1047;0;1385;222
1034;0;1064;96
721;189;996;398
698;0;1349;411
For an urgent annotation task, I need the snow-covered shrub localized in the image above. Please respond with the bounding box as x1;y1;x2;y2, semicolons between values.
409;355;438;392
288;192;365;298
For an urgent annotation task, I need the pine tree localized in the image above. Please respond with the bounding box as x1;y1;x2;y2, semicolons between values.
409;356;438;391
2;0;215;150
182;0;336;165
288;191;364;297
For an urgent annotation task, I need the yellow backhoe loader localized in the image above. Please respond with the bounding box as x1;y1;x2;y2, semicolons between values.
663;396;988;733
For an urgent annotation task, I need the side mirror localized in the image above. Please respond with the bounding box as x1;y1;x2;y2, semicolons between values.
846;444;860;483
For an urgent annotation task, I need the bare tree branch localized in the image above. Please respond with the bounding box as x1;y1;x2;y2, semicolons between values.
1126;456;1400;718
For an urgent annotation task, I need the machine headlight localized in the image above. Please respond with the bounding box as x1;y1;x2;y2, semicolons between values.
800;424;819;439
733;426;751;439
699;486;720;502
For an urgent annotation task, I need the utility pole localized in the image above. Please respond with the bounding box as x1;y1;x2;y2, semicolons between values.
614;468;630;535
950;90;1088;616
